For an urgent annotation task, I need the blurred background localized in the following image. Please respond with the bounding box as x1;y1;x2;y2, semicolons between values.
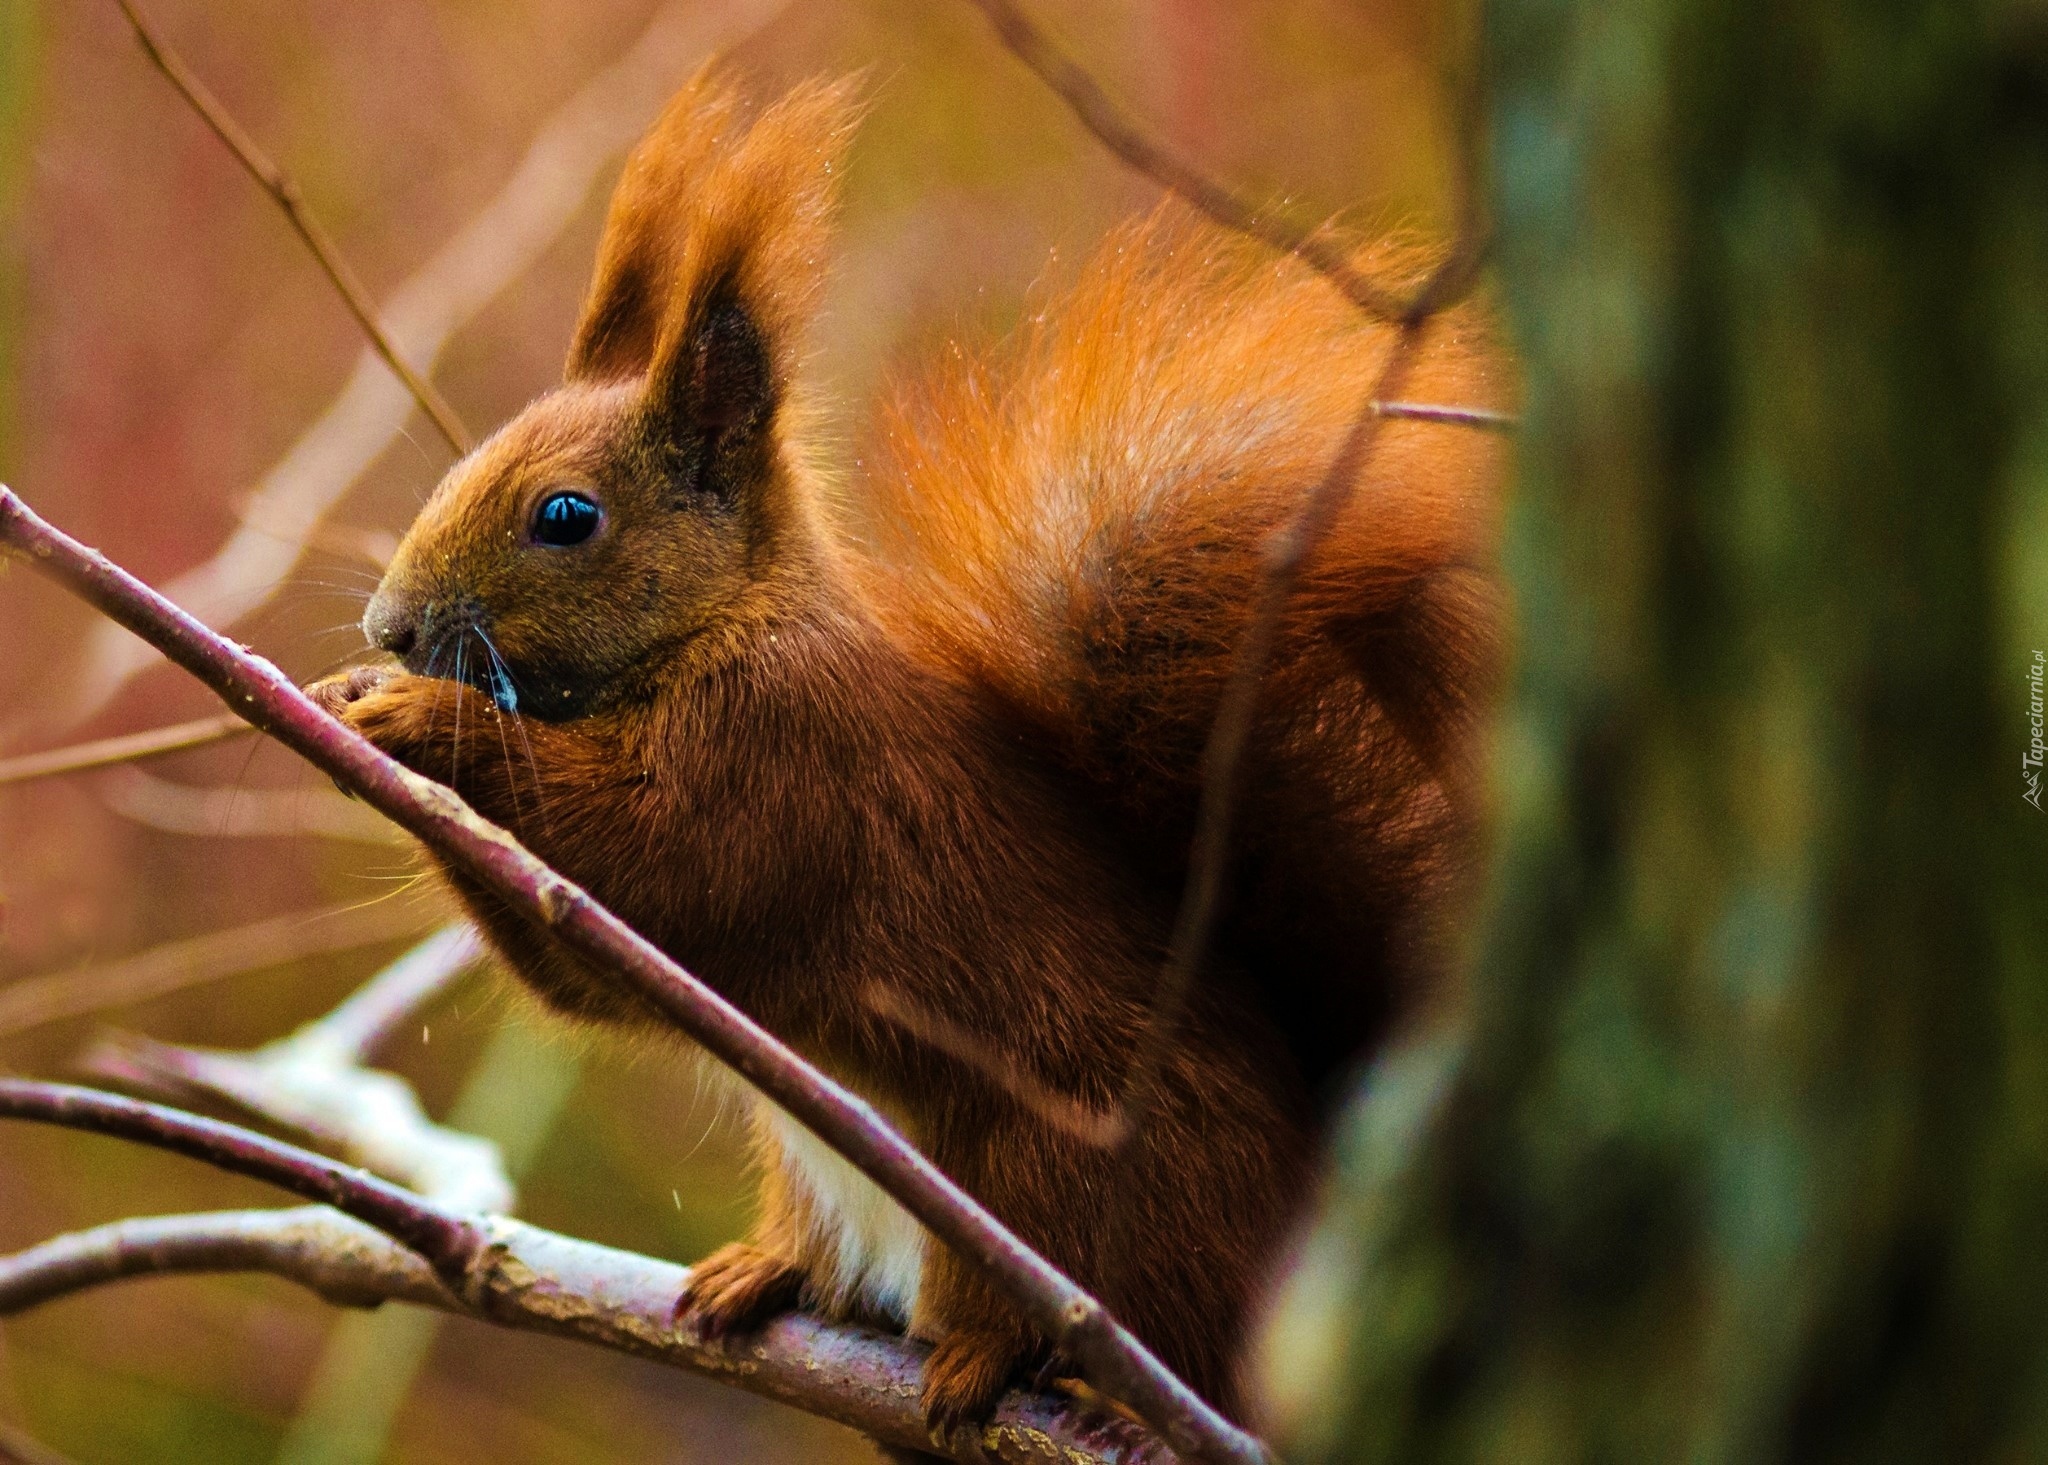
0;2;1469;1459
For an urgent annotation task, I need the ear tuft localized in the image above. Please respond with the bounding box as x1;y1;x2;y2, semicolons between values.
564;71;863;407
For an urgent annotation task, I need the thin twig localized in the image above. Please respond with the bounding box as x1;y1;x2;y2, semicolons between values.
863;983;1125;1147
304;923;482;1062
0;713;251;785
83;1026;511;1213
0;1206;1172;1465
0;1207;452;1314
114;0;471;455
843;7;1508;1212
0;1081;481;1285
0;899;433;1042
958;9;1500;1180
963;0;1413;321
0;489;1264;1465
97;766;401;843
1375;400;1517;431
1110;332;1425;1170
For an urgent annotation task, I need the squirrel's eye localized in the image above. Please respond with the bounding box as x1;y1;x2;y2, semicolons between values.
531;490;604;548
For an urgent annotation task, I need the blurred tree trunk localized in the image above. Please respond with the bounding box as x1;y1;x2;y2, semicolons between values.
1267;0;2048;1459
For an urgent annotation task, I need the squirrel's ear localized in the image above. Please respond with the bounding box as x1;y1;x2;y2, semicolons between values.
565;73;860;456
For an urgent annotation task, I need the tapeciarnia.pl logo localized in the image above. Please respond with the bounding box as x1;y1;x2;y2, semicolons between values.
2027;650;2044;810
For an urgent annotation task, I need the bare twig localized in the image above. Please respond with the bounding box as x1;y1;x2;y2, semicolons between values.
0;1205;1171;1465
954;7;1497;1176
83;1026;510;1213
97;766;401;843
114;0;471;455
1112;335;1426;1165
58;0;791;733
862;983;1124;1147
0;1081;481;1284
0;1417;74;1465
0;490;1264;1465
0;899;433;1042
0;1207;452;1315
964;0;1414;322
0;713;251;785
299;923;482;1062
1375;400;1516;431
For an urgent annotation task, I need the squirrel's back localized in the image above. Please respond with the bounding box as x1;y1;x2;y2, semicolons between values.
852;210;1511;1092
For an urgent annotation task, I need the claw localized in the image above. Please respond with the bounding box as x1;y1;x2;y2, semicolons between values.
919;1328;1027;1444
673;1242;805;1343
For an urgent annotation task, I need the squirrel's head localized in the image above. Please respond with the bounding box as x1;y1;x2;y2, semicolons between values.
362;73;858;721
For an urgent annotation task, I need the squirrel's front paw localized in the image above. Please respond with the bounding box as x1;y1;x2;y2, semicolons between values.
304;665;466;770
305;664;396;720
675;1242;805;1341
920;1326;1028;1443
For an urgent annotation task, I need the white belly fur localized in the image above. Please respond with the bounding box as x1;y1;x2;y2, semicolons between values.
758;1100;927;1324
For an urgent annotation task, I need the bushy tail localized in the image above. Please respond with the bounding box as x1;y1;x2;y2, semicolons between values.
854;209;1512;1094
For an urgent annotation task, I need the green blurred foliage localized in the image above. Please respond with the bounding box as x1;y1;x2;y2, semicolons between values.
1269;0;2048;1460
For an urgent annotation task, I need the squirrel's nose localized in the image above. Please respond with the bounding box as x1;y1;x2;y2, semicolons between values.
362;592;416;659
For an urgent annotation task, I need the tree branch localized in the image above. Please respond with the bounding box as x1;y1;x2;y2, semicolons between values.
0;1205;1172;1465
0;490;1262;1465
289;923;482;1062
1110;330;1429;1190
963;0;1412;322
0;1081;481;1285
78;924;504;1211
0;899;433;1042
948;0;1501;1188
0;1207;452;1314
114;0;473;455
0;712;250;785
1087;1;1501;1210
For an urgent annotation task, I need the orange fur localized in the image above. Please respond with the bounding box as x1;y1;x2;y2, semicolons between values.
308;73;1508;1432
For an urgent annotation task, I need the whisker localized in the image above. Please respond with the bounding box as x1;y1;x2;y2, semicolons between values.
425;641;453;775
306;620;378;641
280;584;376;602
480;650;529;830
451;635;469;790
478;629;551;838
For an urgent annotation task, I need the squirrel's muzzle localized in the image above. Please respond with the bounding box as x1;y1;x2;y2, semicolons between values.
361;583;417;659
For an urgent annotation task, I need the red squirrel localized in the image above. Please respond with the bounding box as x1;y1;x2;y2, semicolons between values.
309;72;1506;1431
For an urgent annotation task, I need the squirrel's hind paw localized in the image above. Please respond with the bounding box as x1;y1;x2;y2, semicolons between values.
675;1242;805;1342
920;1327;1029;1445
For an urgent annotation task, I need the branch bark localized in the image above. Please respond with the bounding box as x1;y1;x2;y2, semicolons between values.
0;1206;1172;1465
0;1081;481;1284
0;490;1260;1465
